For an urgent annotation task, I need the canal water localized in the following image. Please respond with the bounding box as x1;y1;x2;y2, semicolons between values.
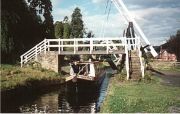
1;69;113;113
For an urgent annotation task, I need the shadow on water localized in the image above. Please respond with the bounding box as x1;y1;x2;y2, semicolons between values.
1;68;113;113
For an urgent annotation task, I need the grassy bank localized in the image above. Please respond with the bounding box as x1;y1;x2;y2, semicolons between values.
150;60;180;72
101;71;180;113
0;64;65;91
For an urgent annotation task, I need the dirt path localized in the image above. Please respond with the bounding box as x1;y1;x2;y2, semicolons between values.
152;70;180;87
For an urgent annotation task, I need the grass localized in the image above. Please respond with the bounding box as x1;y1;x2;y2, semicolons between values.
150;60;180;72
100;72;180;113
0;64;64;91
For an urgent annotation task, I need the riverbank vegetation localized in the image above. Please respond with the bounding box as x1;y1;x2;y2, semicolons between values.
101;70;180;113
0;64;65;91
100;52;179;112
149;60;180;72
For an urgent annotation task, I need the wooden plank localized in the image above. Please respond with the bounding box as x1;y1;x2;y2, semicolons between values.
65;75;75;82
77;75;94;81
59;50;125;55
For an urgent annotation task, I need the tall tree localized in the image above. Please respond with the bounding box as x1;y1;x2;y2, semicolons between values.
63;16;71;39
162;30;180;61
71;7;84;38
28;0;54;39
54;21;64;38
1;0;42;63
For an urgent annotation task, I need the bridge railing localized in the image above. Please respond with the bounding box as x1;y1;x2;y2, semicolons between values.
46;37;126;54
137;38;145;78
124;37;143;80
20;39;47;67
20;37;126;67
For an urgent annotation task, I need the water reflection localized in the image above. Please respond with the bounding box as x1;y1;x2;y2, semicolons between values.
2;68;112;113
19;82;99;113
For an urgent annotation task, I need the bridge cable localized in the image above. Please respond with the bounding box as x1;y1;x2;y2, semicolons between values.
99;0;110;37
104;0;110;14
102;1;112;37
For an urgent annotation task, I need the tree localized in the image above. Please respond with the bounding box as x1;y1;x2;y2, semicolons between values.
71;7;84;38
27;0;54;39
63;16;71;39
162;30;180;61
1;0;43;63
54;21;64;38
86;30;95;38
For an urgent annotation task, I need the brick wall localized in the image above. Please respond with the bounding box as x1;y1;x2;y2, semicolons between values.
36;51;61;72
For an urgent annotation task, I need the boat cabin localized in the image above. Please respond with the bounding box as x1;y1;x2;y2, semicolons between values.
69;61;105;81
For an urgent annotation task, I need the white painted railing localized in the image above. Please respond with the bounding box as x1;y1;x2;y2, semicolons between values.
20;37;126;67
20;37;144;80
20;39;48;67
124;37;144;80
46;37;126;54
137;37;145;78
125;40;130;80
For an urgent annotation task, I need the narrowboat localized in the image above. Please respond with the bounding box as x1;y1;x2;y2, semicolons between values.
66;60;106;84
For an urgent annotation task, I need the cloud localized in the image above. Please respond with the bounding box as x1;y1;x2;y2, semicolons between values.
52;5;88;22
51;0;180;46
51;0;62;8
91;0;104;4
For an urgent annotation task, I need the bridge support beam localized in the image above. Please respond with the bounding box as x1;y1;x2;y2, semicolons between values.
36;51;62;73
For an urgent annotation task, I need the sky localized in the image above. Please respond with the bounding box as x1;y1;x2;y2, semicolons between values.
51;0;180;46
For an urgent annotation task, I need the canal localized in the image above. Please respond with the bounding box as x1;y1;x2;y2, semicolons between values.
1;69;113;113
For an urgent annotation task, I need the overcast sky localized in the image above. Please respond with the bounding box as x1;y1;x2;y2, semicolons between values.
51;0;180;46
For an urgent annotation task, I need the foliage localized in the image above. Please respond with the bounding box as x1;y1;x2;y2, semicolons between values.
150;61;180;72
28;0;55;39
1;0;43;63
162;30;180;61
63;23;71;39
101;75;180;113
54;16;71;40
86;30;95;38
1;0;54;64
0;64;63;91
55;21;64;38
71;7;84;38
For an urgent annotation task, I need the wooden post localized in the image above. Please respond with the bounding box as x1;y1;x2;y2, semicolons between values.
58;38;61;54
20;56;23;67
106;39;108;54
76;40;78;52
90;39;93;54
40;46;42;53
25;56;28;63
44;39;47;54
35;45;38;60
61;40;63;51
74;38;76;54
125;39;129;80
47;40;50;51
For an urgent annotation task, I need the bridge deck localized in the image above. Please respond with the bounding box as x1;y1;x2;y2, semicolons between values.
59;50;125;55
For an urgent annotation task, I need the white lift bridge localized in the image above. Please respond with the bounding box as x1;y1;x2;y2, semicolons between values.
20;0;157;80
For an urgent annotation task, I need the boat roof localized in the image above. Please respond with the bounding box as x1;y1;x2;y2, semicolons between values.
71;61;100;64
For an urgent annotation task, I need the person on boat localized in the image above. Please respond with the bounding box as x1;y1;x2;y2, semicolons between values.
71;61;79;74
